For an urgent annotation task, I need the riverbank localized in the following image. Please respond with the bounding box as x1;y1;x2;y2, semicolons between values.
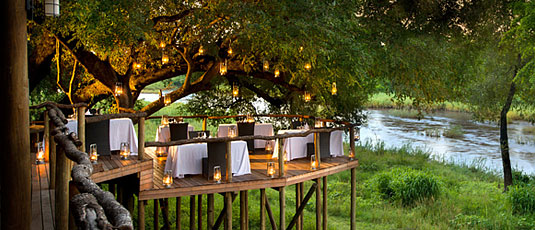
128;143;534;229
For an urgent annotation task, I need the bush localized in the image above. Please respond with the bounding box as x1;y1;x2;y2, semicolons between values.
507;185;535;215
371;168;441;206
512;170;533;186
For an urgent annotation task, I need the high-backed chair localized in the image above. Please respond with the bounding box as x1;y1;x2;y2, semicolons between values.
169;123;189;141
237;122;255;153
189;131;210;139
202;141;227;180
291;121;302;129
307;132;331;159
85;119;111;156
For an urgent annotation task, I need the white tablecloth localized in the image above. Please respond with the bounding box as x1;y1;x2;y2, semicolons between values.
66;118;139;155
272;129;345;160
217;123;274;148
164;141;251;178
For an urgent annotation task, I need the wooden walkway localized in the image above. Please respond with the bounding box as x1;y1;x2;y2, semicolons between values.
139;149;359;200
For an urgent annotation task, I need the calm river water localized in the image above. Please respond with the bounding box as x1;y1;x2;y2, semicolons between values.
361;110;535;174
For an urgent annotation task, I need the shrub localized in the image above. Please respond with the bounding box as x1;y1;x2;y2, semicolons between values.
507;185;535;215
512;170;533;186
371;168;441;206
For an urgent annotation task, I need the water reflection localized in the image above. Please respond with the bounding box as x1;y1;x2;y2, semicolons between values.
361;110;535;174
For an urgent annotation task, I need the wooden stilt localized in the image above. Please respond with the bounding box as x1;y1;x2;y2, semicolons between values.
198;194;202;230
190;195;196;229
350;168;356;230
279;187;285;230
299;182;304;230
315;178;322;230
287;183;317;230
265;194;277;230
55;146;70;230
138;199;146;230
214;193;237;230
207;194;214;229
176;197;181;230
225;192;233;230
69;181;79;230
226;142;232;182
260;189;266;230
49;121;56;189
240;191;248;230
296;184;301;230
323;177;327;230
160;199;171;230
245;191;249;229
138;117;145;160
154;199;159;230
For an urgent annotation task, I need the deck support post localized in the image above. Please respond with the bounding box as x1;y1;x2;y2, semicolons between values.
350;168;356;230
213;193;237;230
55;146;70;230
154;199;159;230
176;197;181;230
198;195;203;230
240;190;249;230
207;194;214;229
226;141;232;182
287;182;317;230
138;117;145;160
224;192;233;230
323;177;327;230
77;106;86;151
295;183;302;230
138;199;146;230
190;195;196;229
279;187;286;230
260;189;266;230
160;198;171;230
299;183;304;230
49;121;56;189
277;138;284;177
264;194;277;230
315;178;322;230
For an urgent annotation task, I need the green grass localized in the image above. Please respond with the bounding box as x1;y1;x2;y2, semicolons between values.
116;141;535;229
386;109;423;119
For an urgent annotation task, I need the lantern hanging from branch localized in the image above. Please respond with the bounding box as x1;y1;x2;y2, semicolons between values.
354;128;360;142
331;82;337;95
304;91;311;102
232;83;239;97
220;60;228;75
45;0;60;17
159;42;166;49
198;46;205;55
228;47;233;56
263;60;269;71
164;94;172;106
274;68;280;78
133;62;142;70
161;54;169;64
304;63;311;71
114;82;123;96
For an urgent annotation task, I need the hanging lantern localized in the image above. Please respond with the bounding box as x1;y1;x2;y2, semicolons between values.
198;46;205;55
114;82;123;96
159;41;166;49
163;170;173;188
45;0;60;17
299;46;304;52
274;68;280;78
220;60;228;75
263;60;269;71
304;91;311;102
315;119;323;128
164;94;172;106
232;83;239;97
36;142;45;164
213;166;222;183
304;63;311;71
161;54;169;64
133;62;142;70
331;82;337;95
310;155;317;170
267;162;275;178
354;128;360;142
89;143;98;164
120;142;130;160
228;47;233;56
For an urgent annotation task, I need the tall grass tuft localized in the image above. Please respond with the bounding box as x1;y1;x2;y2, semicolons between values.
443;125;464;138
507;185;535;215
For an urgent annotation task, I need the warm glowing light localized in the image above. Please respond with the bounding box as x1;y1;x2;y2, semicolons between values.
163;170;173;188
354;128;360;142
133;62;142;69
304;63;311;71
198;46;205;55
245;114;254;123
299;46;304;52
162;54;169;64
283;151;288;163
36;142;45;164
164;94;172;106
228;127;237;138
159;41;166;48
311;155;317;170
89;143;98;164
331;82;337;95
315;120;323;128
265;141;273;153
228;47;233;55
156;147;165;157
267;162;275;178
274;68;280;78
220;60;228;75
213;166;222;183
232;83;239;97
304;91;311;102
263;60;269;71
161;115;169;125
349;149;355;160
114;82;123;96
120;142;130;160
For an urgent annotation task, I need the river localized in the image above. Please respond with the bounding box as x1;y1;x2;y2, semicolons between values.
361;109;535;174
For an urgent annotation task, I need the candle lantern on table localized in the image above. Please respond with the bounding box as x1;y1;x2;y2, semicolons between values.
265;141;273;153
267;162;275;178
120;142;130;160
163;170;173;188
213;166;222;183
156;147;165;157
310;155;317;170
228;127;237;138
36;142;45;164
89;143;98;164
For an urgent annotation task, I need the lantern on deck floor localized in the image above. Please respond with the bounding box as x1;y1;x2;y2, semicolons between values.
114;82;123;96
89;143;98;164
267;162;275;178
120;142;130;160
310;155;317;170
156;147;165;157
36;142;45;164
163;170;173;188
213;166;222;183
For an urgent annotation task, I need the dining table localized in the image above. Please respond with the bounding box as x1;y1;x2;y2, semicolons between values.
164;140;251;178
272;129;345;160
217;123;274;148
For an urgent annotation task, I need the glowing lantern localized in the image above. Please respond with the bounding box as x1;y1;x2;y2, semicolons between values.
245;114;254;123
331;82;337;95
228;127;237;138
164;94;172;106
315;119;323;128
265;141;273;153
267;162;275;178
220;60;228;75
36;142;45;164
304;91;311;102
354;128;360;142
232;83;239;97
159;42;166;49
274;68;280;78
304;63;311;71
162;54;169;64
156;147;165;157
133;62;142;70
213;166;222;183
89;143;98;164
114;82;123;96
228;47;233;55
311;155;317;170
349;149;355;160
120;142;130;160
163;170;173;188
263;60;269;71
199;46;205;55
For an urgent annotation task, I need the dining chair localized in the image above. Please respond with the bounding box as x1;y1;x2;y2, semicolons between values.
202;141;227;180
85;119;111;156
237;122;255;153
291;121;302;129
169;123;189;141
307;132;331;159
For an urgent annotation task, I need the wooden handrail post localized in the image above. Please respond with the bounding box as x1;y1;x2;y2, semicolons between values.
202;117;207;131
350;168;356;230
279;186;286;230
314;133;320;168
44;112;50;161
55;146;70;230
349;126;355;160
138;117;145;160
48;116;57;189
226;141;232;182
77;106;86;151
277;138;284;177
260;189;266;230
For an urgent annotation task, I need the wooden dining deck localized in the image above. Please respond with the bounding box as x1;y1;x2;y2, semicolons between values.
139;148;359;200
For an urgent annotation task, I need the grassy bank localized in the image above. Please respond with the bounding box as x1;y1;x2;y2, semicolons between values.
123;142;534;229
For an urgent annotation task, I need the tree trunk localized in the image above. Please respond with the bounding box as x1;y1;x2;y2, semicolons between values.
500;79;515;191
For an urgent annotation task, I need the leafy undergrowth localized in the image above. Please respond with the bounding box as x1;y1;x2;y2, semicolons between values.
119;142;534;229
